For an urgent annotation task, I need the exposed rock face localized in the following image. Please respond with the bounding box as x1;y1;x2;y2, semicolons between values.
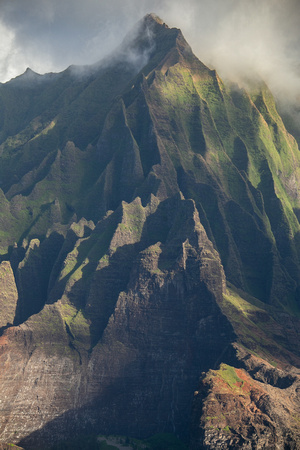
190;356;300;449
0;262;18;329
0;12;299;450
0;195;235;448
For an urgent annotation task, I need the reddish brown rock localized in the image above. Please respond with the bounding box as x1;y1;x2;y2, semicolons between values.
190;358;300;449
0;261;18;329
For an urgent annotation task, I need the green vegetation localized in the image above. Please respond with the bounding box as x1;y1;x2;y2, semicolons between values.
0;10;298;351
217;364;244;390
0;17;298;314
220;284;300;365
0;14;298;359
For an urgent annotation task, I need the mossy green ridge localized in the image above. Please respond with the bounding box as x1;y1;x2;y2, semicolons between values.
81;25;300;308
0;13;299;310
219;284;300;367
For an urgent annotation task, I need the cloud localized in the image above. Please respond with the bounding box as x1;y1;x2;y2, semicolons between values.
0;0;300;105
0;21;16;82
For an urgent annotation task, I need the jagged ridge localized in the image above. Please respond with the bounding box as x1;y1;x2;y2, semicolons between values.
0;13;299;449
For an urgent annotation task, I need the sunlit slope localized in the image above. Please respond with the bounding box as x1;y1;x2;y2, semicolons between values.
95;27;300;307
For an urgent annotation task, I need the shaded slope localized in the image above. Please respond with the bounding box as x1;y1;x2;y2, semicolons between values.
0;193;235;447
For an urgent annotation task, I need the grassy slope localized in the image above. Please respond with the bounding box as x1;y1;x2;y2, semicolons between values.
133;47;300;307
220;284;300;367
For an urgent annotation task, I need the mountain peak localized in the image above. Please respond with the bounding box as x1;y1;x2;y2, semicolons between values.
7;67;42;87
112;12;175;73
142;13;166;27
21;67;40;79
127;12;170;42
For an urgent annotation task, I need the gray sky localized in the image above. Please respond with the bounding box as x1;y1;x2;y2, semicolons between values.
1;0;300;102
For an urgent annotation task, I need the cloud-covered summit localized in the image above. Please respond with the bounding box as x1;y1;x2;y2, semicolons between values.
1;0;300;104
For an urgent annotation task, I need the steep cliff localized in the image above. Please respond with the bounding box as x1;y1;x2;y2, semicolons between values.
0;13;299;449
190;357;300;449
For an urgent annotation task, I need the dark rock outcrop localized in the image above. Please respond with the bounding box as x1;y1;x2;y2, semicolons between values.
0;195;235;448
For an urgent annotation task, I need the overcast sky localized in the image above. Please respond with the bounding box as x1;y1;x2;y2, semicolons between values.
1;0;300;102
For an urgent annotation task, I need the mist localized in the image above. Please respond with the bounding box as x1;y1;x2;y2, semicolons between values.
1;0;300;106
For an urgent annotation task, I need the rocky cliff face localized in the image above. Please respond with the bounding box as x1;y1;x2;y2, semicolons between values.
0;13;299;449
190;356;300;449
0;261;18;330
0;194;235;448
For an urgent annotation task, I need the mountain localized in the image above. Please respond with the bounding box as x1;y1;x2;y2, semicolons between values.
0;13;299;449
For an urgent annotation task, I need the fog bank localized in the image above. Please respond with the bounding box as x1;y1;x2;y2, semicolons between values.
1;0;300;105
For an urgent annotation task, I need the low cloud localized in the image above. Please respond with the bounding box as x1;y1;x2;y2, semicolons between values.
0;0;300;106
